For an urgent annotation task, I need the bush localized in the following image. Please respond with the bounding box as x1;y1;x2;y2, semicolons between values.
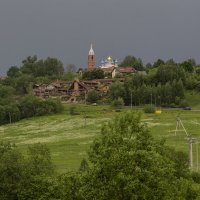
191;171;200;184
87;90;100;103
144;104;155;113
111;98;124;109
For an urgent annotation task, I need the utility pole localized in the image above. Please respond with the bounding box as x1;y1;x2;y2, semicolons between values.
197;142;199;171
131;90;133;109
84;91;87;105
9;112;12;124
174;116;195;170
175;117;189;137
188;137;193;169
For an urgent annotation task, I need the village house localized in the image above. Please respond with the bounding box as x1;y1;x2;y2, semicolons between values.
111;67;137;78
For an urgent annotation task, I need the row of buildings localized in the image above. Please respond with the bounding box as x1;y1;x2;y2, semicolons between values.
33;78;124;102
33;45;142;102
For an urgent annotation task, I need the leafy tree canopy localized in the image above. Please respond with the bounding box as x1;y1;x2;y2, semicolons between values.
119;55;144;71
80;112;197;199
82;68;104;80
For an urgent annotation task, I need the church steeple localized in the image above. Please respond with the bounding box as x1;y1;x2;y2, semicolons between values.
88;44;96;70
89;44;95;55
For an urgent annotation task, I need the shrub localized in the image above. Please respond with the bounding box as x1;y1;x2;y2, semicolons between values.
87;90;100;103
111;98;124;109
144;104;155;113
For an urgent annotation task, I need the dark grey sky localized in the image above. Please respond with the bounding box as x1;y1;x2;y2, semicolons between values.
0;0;200;75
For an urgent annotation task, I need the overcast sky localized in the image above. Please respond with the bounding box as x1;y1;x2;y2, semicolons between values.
0;0;200;75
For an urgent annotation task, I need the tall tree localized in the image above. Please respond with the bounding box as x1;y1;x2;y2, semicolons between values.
7;66;21;78
80;112;197;199
119;55;144;71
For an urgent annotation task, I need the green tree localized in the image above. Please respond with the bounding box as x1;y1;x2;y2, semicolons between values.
109;81;125;100
43;57;64;77
4;105;21;123
181;59;196;73
20;55;38;75
7;66;21;78
119;55;144;71
58;172;81;200
111;97;124;109
27;143;54;176
0;84;15;98
82;68;104;80
156;64;186;84
80;112;197;199
153;59;165;68
15;74;34;95
0;142;24;200
87;90;100;103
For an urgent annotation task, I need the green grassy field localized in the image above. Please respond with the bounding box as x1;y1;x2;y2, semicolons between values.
1;104;200;173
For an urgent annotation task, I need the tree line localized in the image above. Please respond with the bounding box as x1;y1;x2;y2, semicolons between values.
0;95;63;125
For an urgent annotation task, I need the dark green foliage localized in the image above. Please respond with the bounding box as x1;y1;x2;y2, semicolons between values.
144;104;155;113
6;55;64;80
109;81;125;100
0;96;63;125
0;144;24;200
80;112;197;199
156;64;186;84
191;172;200;184
119;55;144;71
27;143;54;176
79;158;89;172
181;59;196;73
57;172;81;200
153;59;165;68
18;176;60;200
111;97;124;109
82;68;104;80
0;84;15;98
19;96;63;118
7;66;21;78
122;76;185;107
4;104;21;123
0;142;56;200
43;57;64;77
87;90;100;103
15;74;34;95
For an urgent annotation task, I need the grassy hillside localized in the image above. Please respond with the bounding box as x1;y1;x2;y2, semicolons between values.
1;104;200;173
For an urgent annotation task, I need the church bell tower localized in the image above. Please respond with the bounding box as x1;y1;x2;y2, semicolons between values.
88;44;96;70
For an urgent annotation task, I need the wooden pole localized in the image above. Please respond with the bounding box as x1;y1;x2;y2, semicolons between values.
131;91;132;109
9;112;12;124
197;142;199;171
189;137;193;169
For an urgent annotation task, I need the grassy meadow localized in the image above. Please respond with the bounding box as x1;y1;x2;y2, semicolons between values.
1;104;200;173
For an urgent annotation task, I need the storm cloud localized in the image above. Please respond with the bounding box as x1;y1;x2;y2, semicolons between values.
0;0;200;74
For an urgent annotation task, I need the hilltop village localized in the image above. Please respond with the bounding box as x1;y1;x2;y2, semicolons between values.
33;45;141;102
